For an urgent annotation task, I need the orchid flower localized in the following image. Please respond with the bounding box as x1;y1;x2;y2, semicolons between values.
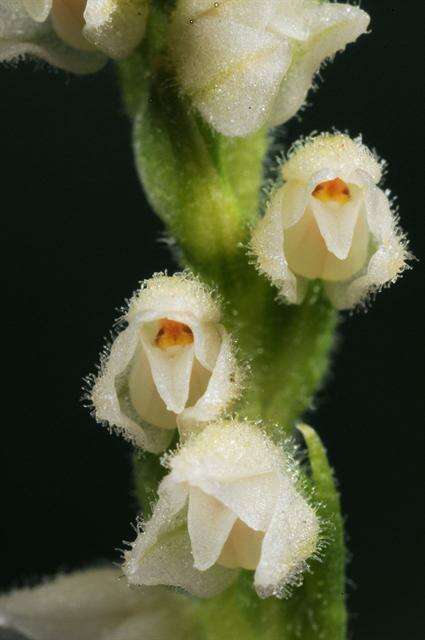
124;421;320;598
91;273;241;453
251;133;409;309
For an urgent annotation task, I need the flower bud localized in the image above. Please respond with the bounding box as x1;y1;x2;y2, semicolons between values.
251;133;409;309
0;0;148;73
169;0;369;137
91;273;241;453
123;420;320;598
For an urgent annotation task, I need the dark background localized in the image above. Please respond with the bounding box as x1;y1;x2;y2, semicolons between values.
0;2;423;638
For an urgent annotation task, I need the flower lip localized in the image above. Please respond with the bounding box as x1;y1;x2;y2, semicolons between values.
312;177;351;204
155;318;194;350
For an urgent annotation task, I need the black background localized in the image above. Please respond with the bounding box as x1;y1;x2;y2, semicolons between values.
0;2;423;638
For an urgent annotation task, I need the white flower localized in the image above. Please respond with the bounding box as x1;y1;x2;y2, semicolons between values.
91;273;241;454
251;133;409;309
0;0;148;74
123;421;320;598
169;0;369;137
0;566;196;640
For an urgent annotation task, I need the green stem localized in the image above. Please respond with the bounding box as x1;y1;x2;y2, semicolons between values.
118;3;344;638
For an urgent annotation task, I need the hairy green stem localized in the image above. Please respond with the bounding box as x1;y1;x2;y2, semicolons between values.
119;2;345;638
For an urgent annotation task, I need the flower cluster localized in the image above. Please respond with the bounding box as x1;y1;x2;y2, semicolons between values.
0;0;413;633
0;0;148;72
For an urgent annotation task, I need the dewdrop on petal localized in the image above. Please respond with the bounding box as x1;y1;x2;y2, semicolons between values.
251;133;409;309
169;0;369;137
91;273;241;454
0;0;148;73
123;421;320;598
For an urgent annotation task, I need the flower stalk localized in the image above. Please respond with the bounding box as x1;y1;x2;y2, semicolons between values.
117;2;342;637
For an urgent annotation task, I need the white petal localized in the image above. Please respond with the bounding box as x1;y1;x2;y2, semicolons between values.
124;481;235;598
91;325;174;453
23;0;51;21
191;321;221;371
284;205;370;282
309;188;363;260
201;473;280;532
171;421;285;485
361;177;396;242
325;234;408;310
283;205;329;280
140;332;195;415
271;0;311;41
0;567;194;640
178;327;240;435
255;476;319;597
218;519;264;571
169;1;292;137
83;0;148;59
282;134;382;185
0;2;105;73
270;3;370;126
323;177;409;308
278;181;310;229
251;196;302;304
128;343;178;430
188;486;237;570
128;273;221;327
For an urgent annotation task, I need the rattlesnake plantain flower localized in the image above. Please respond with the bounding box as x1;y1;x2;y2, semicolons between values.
251;133;409;309
91;273;240;454
169;0;370;137
0;567;196;640
123;421;320;598
0;0;148;73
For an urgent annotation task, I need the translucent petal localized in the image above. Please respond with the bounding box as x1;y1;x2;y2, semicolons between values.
91;325;174;453
218;519;264;571
170;2;292;137
178;327;240;435
284;205;370;281
140;331;195;415
197;473;280;534
124;482;236;598
270;3;370;126
188;487;237;570
325;233;408;310
191;321;221;371
309;187;363;260
255;476;319;597
278;181;309;229
282;135;382;185
251;196;302;304
128;273;221;327
128;344;178;430
171;421;285;484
